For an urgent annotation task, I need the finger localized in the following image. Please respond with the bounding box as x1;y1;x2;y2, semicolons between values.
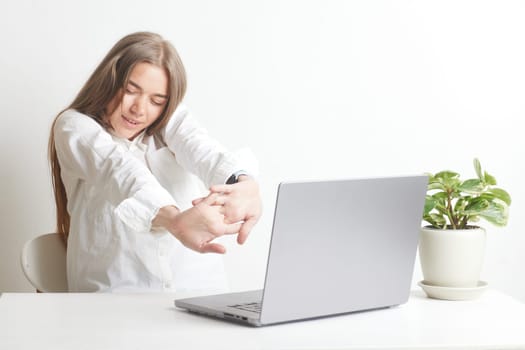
210;184;234;194
202;192;220;205
200;242;226;254
238;217;257;244
222;214;237;224
192;197;205;206
217;205;227;216
212;195;226;206
204;204;226;218
223;222;242;235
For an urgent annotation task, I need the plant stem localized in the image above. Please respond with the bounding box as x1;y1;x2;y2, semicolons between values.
460;216;468;229
447;189;457;229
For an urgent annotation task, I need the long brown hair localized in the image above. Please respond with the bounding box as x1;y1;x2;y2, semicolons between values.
48;32;187;244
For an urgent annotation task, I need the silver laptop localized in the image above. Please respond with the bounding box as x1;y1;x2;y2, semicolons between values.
175;175;428;326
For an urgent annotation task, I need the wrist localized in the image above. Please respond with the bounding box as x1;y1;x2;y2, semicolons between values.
237;174;251;182
152;205;180;230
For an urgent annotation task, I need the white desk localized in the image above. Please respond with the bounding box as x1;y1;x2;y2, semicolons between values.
1;289;524;349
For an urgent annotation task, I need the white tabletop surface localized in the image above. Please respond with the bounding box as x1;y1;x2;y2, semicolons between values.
1;289;525;350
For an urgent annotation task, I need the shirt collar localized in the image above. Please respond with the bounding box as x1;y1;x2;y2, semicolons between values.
110;130;148;152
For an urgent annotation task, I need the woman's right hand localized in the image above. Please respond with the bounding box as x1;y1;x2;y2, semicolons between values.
154;195;242;254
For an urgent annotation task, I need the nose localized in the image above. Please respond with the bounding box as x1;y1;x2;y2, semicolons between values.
130;95;146;117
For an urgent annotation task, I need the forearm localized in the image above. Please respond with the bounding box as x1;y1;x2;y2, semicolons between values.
163;107;258;187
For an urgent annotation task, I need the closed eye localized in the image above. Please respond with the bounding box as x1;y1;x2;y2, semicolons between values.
151;99;165;106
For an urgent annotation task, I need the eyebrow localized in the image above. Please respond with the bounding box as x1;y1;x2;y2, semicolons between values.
128;80;169;99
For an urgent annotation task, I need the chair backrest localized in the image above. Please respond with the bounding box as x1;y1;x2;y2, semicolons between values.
20;233;68;292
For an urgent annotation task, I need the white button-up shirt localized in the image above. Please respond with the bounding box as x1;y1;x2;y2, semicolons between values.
53;105;257;292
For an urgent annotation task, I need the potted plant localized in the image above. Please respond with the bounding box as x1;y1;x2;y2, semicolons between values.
418;158;511;300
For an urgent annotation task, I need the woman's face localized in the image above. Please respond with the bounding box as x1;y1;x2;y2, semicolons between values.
106;62;169;140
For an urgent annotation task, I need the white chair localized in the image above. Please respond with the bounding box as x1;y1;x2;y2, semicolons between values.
20;233;68;292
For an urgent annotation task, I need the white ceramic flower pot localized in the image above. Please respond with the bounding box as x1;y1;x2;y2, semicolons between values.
419;226;486;288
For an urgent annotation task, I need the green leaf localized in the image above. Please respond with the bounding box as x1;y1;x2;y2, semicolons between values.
462;198;490;216
434;171;460;181
423;213;446;228
474;158;483;180
484;171;497;186
459;179;484;194
470;216;480;223
454;197;467;212
423;196;436;215
488;188;512;206
427;182;446;191
432;192;448;201
478;201;509;227
430;171;461;192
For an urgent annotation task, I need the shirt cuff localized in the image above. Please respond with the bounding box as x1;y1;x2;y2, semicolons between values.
114;184;177;232
210;148;259;186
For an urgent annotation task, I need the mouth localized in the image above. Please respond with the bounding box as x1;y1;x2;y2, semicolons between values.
122;115;140;127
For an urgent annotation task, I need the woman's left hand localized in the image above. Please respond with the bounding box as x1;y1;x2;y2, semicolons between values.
193;176;262;245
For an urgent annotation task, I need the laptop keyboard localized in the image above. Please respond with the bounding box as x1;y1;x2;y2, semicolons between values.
228;302;262;314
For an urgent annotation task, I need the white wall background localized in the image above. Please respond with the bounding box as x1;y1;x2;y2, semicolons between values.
1;0;524;301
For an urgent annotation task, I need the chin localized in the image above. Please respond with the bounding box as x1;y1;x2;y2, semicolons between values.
113;130;131;140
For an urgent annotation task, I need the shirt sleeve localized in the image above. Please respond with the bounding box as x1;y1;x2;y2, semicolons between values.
161;105;259;187
53;110;177;232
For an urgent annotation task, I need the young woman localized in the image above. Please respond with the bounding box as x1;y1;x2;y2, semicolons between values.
48;32;261;292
